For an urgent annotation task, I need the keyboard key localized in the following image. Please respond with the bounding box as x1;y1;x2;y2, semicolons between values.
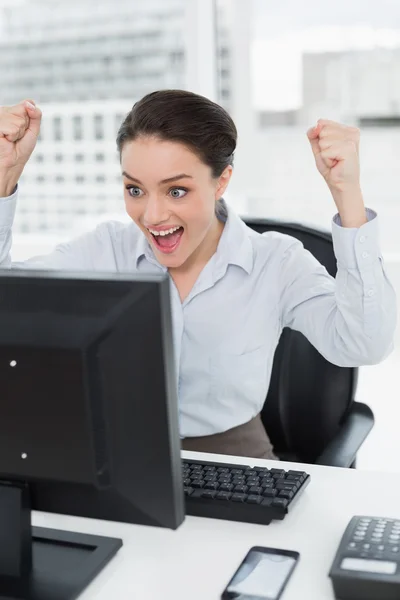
247;495;262;504
256;468;270;476
231;493;247;502
248;486;262;495
201;490;217;499
232;477;246;485
204;474;218;482
285;478;301;489
203;466;216;472
246;479;260;487
234;485;248;494
217;467;230;474
216;492;232;501
261;498;273;507
231;469;244;476
260;475;274;483
270;468;286;475
276;482;296;492
278;490;294;500
246;475;260;483
261;481;275;489
183;478;192;486
184;487;194;496
218;474;232;482
219;483;234;492
285;473;303;480
287;472;306;483
191;480;205;489
263;488;277;498
205;482;219;490
271;498;289;509
244;469;258;476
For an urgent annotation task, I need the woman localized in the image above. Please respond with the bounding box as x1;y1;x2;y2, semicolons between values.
0;90;397;459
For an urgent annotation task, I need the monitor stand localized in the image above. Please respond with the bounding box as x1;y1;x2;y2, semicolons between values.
0;481;122;600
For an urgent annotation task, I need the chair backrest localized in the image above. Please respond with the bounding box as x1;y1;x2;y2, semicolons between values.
242;217;359;464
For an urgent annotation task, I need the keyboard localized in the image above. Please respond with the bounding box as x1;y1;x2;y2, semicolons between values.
183;458;310;525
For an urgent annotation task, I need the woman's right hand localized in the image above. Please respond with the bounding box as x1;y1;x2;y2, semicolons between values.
0;99;42;196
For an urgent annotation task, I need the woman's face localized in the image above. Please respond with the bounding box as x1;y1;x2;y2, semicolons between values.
121;136;232;270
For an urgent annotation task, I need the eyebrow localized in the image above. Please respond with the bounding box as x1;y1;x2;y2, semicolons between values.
122;172;193;185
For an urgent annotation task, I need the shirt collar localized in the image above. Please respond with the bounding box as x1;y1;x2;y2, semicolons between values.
134;200;254;275
134;225;166;271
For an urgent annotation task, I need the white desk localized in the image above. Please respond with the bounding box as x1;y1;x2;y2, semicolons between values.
33;451;400;600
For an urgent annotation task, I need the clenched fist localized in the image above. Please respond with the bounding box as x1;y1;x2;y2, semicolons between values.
0;99;42;197
307;119;366;228
307;119;360;193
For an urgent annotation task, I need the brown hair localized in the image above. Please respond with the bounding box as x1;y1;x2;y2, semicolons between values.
116;89;237;178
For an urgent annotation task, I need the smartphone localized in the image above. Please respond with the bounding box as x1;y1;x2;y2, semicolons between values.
221;546;299;600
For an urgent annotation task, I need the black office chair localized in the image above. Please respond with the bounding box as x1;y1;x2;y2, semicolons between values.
242;217;374;468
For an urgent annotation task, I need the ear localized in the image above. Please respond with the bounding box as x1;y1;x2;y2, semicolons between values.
215;165;233;200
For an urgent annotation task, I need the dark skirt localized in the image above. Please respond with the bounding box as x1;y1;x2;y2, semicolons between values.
181;414;278;460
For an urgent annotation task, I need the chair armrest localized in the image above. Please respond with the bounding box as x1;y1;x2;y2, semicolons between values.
315;401;374;468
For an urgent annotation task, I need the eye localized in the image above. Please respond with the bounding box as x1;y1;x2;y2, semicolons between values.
169;187;188;199
126;185;144;198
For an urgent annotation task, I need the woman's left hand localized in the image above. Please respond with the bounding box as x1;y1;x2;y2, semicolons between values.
307;119;367;227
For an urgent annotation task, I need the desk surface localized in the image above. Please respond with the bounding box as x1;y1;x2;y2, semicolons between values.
33;451;400;600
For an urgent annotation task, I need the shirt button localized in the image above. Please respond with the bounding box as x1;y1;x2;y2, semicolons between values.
367;289;375;297
359;236;366;243
362;252;369;259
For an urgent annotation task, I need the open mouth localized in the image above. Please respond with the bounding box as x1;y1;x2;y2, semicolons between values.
148;226;184;254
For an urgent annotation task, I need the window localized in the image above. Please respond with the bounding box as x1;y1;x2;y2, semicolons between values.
53;116;62;141
73;115;83;141
216;0;400;473
12;0;400;473
94;114;104;140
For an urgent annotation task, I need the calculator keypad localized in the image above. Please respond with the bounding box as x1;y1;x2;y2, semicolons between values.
346;517;400;560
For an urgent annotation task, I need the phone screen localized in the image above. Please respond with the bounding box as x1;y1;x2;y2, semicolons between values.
223;547;298;600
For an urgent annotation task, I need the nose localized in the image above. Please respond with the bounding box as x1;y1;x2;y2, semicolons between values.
143;195;170;226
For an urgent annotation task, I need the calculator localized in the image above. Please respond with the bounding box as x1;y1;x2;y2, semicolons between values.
329;515;400;599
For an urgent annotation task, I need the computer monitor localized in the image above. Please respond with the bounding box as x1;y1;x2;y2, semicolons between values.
0;270;184;600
